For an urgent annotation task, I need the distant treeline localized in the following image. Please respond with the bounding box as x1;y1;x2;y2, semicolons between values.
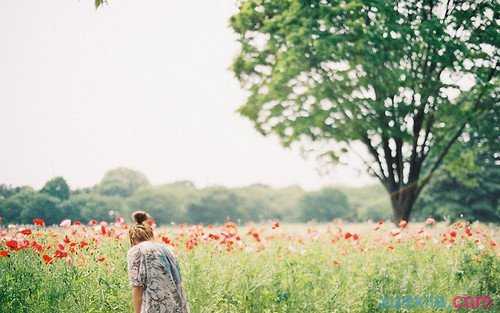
0;166;497;225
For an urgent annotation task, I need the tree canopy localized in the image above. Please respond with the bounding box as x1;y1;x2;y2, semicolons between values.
230;0;499;221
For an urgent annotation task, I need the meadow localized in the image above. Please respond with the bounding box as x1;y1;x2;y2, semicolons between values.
0;219;498;313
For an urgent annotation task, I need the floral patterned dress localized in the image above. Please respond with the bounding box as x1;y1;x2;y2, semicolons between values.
127;241;189;313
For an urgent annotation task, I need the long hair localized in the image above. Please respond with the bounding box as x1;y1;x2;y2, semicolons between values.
128;211;154;245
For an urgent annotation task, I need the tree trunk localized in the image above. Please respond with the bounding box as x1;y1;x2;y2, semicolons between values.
390;184;418;223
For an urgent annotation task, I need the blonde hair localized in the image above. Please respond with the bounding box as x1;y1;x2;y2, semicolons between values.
129;211;154;245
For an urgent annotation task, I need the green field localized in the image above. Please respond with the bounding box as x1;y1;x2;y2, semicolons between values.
1;221;498;313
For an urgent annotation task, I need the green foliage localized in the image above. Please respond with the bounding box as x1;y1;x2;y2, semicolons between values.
415;154;500;223
97;167;150;198
230;0;499;220
1;223;499;312
40;177;70;201
299;187;353;222
187;187;245;224
0;189;63;225
338;185;392;221
127;188;184;224
59;193;127;223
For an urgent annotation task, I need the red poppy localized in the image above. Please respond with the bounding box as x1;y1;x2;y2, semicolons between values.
208;233;220;240
33;218;45;227
88;219;98;226
73;220;81;226
352;233;359;241
0;250;9;257
6;240;19;250
344;232;352;240
63;235;71;244
449;230;457;238
100;225;107;235
54;249;68;258
31;241;43;252
18;228;32;236
465;227;473;237
42;254;53;264
79;241;89;249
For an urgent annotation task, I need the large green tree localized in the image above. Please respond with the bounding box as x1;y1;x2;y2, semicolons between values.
230;0;499;221
40;177;70;201
97;167;150;198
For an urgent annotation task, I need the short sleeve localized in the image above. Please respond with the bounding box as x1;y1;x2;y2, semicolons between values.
127;247;146;287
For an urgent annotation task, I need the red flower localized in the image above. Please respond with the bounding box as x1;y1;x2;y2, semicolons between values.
6;240;19;250
465;227;473;237
0;250;9;257
31;241;43;252
54;249;68;258
79;241;89;249
208;233;220;240
449;230;457;238
100;225;107;235
42;254;53;264
88;219;97;226
344;232;352;240
352;233;359;241
33;218;45;227
18;228;32;236
63;235;71;244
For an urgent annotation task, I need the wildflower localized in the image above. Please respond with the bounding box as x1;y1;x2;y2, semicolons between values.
97;256;106;262
60;219;71;227
449;230;457;238
42;254;53;264
18;228;32;236
54;249;68;258
33;218;45;227
344;232;352;240
425;218;436;226
6;240;19;250
31;241;43;252
0;250;9;257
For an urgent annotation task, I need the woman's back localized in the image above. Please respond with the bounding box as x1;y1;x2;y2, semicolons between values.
127;241;189;313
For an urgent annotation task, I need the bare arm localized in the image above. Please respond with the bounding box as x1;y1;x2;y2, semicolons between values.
132;286;143;313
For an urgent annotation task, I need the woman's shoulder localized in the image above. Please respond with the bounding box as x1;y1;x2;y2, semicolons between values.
127;242;144;258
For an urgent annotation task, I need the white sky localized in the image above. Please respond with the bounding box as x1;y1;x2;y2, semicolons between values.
0;0;374;190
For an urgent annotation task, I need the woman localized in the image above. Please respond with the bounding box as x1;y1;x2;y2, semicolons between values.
127;211;189;313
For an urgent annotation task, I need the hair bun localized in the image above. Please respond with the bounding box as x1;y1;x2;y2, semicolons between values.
132;211;149;224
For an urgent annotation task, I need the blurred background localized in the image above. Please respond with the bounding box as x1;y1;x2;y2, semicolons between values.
0;0;498;225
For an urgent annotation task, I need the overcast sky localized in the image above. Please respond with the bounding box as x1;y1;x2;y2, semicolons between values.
0;0;374;190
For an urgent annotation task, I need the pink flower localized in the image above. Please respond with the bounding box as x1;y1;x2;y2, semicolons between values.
60;219;71;227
